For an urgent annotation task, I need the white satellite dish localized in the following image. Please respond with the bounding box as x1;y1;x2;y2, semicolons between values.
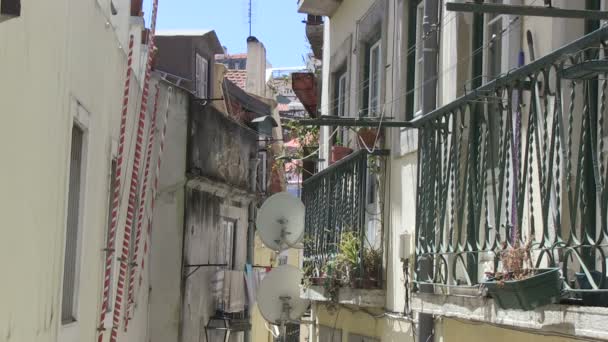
257;265;310;326
256;192;305;252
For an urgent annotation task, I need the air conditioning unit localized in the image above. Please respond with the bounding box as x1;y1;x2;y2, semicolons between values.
0;0;20;23
399;233;413;260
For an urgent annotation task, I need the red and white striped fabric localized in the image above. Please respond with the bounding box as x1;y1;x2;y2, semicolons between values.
139;85;172;288
124;85;159;327
97;34;134;342
109;0;159;340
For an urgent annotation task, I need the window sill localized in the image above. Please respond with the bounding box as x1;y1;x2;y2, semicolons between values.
300;285;385;308
412;292;608;341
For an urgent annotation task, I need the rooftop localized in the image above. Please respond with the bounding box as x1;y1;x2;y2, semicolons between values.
225;69;247;90
217;53;248;60
156;29;213;36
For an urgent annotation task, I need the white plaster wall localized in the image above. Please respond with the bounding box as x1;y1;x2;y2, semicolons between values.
120;80;190;342
0;0;150;341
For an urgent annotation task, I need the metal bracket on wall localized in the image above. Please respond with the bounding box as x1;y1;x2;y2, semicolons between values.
446;2;608;20
298;115;413;128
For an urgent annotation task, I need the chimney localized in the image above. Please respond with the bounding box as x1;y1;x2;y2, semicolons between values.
245;36;267;97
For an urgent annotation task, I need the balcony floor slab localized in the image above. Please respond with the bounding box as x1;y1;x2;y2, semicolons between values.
301;285;385;308
412;292;608;341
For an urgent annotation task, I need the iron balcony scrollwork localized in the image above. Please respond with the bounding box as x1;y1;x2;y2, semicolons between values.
412;26;608;301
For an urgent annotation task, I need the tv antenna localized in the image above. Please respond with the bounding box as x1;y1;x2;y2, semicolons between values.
248;0;252;36
256;192;305;252
257;265;311;341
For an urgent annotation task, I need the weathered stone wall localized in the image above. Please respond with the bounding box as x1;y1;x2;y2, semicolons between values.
187;101;258;190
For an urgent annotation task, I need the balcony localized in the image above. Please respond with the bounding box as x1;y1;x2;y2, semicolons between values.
297;0;341;17
301;150;387;306
411;26;608;315
305;15;324;59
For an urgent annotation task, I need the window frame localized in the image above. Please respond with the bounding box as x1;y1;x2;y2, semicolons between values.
337;72;347;118
405;0;423;120
195;53;209;99
413;2;425;117
480;1;506;169
61;114;89;325
220;217;237;269
335;71;348;144
367;40;382;116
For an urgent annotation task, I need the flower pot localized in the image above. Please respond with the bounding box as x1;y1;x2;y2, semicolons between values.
310;277;326;286
575;271;608;306
331;146;353;164
483;268;562;310
357;128;379;148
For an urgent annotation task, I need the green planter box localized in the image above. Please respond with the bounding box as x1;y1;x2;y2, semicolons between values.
483;268;562;310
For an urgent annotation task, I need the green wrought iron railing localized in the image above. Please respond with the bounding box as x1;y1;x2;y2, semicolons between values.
302;150;387;288
412;26;608;300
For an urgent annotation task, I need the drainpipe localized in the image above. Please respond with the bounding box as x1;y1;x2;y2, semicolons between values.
245;154;260;342
418;0;439;341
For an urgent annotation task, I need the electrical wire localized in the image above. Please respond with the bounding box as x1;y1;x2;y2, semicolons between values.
313;5;461;119
447;316;607;342
355;14;524;120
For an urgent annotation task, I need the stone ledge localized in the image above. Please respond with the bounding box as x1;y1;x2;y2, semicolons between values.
412;292;608;340
300;285;385;308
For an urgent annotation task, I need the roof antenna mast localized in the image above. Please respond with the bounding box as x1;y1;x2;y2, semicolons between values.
248;0;252;36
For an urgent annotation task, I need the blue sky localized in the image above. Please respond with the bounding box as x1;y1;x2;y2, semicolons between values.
144;0;310;67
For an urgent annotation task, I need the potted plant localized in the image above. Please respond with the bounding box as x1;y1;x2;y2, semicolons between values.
321;259;344;305
359;248;382;289
575;270;608;306
334;231;360;286
482;238;562;310
356;127;380;149
331;136;353;164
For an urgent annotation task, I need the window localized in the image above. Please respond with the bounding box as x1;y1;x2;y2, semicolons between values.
278;324;300;342
413;2;424;116
257;151;267;193
367;41;382;116
319;326;341;342
335;71;347;143
366;164;377;206
0;0;20;21
337;72;347;118
485;5;503;81
219;218;236;269
483;1;504;167
195;54;209;99
405;0;423;119
62;124;86;324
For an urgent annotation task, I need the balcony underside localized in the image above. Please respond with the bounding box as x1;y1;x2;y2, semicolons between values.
301;285;385;308
297;0;341;17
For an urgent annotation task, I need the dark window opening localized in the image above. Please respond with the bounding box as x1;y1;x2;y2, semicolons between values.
405;0;423;120
1;0;21;18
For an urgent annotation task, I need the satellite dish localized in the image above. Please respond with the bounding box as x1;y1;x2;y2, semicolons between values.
256;192;305;252
257;265;310;325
